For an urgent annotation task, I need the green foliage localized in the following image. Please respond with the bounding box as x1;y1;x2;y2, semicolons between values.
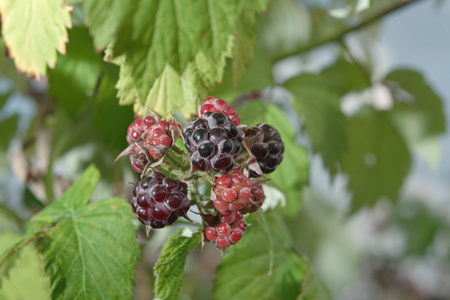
284;74;346;176
106;0;268;117
0;0;71;78
1;166;140;299
93;63;134;151
137;65;198;119
0;1;448;299
48;27;103;118
238;101;309;216
82;0;129;49
214;211;308;300
154;230;201;300
321;57;370;96
341;108;412;211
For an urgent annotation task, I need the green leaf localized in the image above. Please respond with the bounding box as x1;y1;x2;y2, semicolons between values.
0;235;51;300
214;211;308;300
320;57;370;96
154;229;201;300
284;74;346;176
110;1;268;114
238;101;309;216
137;65;198;118
341;108;412;212
32;166;139;299
385;69;446;137
35;165;99;227
82;0;129;49
48;27;103;118
0;0;71;78
38;197;139;299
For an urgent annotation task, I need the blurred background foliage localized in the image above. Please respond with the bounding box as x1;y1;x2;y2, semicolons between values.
0;0;449;299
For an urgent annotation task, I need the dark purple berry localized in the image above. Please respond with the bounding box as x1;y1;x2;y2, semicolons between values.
243;124;284;177
184;113;242;173
130;170;190;228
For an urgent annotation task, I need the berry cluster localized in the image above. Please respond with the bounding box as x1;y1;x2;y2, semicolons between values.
120;96;284;250
120;114;176;174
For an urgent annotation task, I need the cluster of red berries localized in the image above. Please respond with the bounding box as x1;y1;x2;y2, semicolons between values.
121;114;176;173
120;97;285;250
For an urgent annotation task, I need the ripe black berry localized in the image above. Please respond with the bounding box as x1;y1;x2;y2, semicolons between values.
184;113;242;172
243;124;284;177
131;169;190;228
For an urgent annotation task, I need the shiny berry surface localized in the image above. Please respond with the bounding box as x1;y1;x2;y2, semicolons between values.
184;113;242;173
130;170;190;228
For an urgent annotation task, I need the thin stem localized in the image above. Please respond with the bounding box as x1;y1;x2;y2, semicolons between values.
171;144;185;155
272;0;421;62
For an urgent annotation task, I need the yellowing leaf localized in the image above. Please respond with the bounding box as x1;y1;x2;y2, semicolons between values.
0;0;72;78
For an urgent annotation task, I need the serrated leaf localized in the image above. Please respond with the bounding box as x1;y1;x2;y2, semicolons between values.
82;0;129;49
341;108;412;212
320;57;370;96
284;74;346;176
0;0;71;78
31;166;139;299
38;197;139;300
110;1;268;113
137;64;198;118
48;27;103;118
0;236;51;300
238;101;309;217
385;69;446;137
112;1;239;101
154;230;201;300
34;165;99;227
214;211;308;300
